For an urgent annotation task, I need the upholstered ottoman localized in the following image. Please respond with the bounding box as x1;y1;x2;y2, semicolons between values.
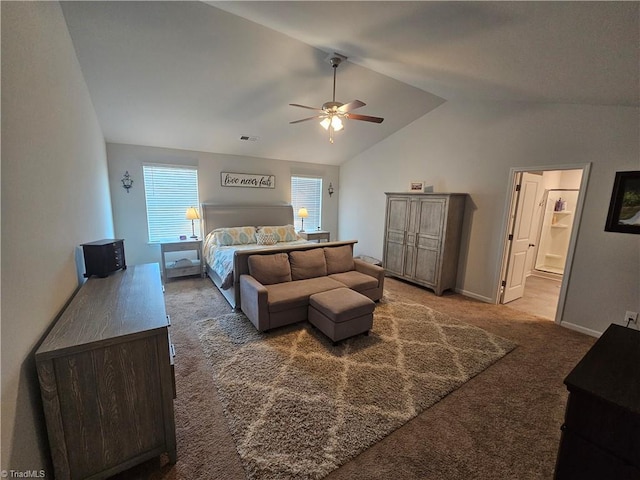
308;287;375;343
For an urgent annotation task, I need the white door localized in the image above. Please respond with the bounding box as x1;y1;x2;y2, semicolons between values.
502;173;541;303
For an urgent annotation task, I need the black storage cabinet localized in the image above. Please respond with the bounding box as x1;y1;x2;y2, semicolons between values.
82;239;126;278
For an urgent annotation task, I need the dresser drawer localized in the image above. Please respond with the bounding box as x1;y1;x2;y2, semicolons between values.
564;392;640;467
555;428;639;480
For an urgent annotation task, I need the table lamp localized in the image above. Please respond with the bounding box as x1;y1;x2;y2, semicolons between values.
298;207;309;232
185;207;200;239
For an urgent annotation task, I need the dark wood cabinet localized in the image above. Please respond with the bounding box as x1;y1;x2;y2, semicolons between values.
383;193;466;295
555;324;640;479
36;263;176;480
82;238;126;278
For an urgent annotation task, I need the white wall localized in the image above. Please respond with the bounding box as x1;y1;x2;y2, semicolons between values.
340;100;639;335
1;2;114;472
107;143;340;266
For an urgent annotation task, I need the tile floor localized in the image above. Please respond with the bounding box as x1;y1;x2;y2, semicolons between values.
505;274;562;320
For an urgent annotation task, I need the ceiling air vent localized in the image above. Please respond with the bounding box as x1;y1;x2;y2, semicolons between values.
240;135;259;141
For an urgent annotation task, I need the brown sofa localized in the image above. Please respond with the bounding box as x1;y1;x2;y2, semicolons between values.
239;244;384;332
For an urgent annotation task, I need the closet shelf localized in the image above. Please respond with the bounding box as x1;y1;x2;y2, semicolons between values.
551;224;569;229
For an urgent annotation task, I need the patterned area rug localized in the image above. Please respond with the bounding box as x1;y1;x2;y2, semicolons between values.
198;293;516;480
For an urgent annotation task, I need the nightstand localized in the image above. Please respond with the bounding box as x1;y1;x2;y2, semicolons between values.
160;240;204;283
299;230;330;242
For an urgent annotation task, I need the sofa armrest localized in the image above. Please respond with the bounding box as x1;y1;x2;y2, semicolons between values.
354;259;384;282
240;274;270;331
354;259;385;299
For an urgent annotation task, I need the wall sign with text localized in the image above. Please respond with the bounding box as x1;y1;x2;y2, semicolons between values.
220;172;276;189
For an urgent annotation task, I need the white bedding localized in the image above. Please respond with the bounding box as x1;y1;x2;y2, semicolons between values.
204;236;308;289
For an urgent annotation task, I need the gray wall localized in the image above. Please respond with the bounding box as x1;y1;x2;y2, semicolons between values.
1;2;114;472
340;100;640;336
107;143;340;267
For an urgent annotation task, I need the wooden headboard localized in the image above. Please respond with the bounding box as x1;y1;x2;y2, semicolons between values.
201;203;294;236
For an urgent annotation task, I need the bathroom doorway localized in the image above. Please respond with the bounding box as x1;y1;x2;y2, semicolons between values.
498;165;590;322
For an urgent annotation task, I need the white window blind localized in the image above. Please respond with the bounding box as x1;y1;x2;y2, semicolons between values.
291;176;322;231
143;164;200;242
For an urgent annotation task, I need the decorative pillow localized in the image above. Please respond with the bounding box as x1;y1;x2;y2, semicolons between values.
213;226;257;246
248;253;291;285
289;249;327;280
256;232;277;246
324;245;354;274
257;225;299;243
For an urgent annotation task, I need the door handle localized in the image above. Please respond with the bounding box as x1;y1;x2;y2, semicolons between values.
529;243;536;247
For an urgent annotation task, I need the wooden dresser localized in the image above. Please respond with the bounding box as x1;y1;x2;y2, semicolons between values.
36;263;176;480
383;193;467;295
554;324;640;479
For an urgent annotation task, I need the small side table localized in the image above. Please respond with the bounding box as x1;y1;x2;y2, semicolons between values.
160;240;204;283
299;230;330;242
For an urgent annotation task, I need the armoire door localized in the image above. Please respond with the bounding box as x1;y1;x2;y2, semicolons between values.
412;198;445;285
383;196;410;276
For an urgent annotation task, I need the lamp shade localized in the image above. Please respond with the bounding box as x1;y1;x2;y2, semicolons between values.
185;207;200;220
298;207;309;218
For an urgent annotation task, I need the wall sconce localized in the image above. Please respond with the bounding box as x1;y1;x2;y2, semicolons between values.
121;171;133;193
328;182;334;197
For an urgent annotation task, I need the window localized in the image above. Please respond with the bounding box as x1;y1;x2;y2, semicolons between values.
291;175;322;231
143;164;200;242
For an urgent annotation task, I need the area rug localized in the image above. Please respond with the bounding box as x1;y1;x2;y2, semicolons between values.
197;293;516;480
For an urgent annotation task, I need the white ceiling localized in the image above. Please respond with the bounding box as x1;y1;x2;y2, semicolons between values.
60;1;639;166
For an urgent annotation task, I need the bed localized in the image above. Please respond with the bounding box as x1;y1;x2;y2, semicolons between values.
201;203;356;309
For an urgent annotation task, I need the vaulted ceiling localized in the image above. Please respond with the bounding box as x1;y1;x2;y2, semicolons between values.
60;1;639;165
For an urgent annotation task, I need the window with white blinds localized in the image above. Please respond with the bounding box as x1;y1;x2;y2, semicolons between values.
291;176;322;231
143;164;200;243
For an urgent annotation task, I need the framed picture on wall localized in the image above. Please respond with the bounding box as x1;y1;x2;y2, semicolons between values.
604;170;640;234
409;181;425;192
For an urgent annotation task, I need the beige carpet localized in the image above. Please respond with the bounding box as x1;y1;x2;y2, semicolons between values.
114;276;596;480
197;293;515;480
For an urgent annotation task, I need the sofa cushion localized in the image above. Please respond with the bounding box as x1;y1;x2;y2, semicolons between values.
289;248;327;280
248;253;292;285
265;277;344;313
324;245;355;274
329;271;378;293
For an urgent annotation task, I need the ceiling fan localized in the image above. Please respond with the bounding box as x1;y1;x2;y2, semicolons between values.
290;54;384;143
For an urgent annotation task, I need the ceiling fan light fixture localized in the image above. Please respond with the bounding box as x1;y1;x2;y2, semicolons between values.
289;52;383;142
320;115;344;131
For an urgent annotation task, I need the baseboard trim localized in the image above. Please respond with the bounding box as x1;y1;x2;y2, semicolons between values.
559;321;602;338
456;288;493;304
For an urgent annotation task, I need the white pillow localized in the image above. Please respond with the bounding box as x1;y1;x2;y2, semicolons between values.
256;232;277;245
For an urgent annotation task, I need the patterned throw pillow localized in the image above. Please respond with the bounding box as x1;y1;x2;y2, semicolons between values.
257;225;299;243
256;233;277;246
213;226;257;246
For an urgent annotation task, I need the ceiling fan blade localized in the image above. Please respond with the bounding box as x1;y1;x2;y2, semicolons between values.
290;115;322;124
289;103;324;113
347;113;384;124
338;100;366;113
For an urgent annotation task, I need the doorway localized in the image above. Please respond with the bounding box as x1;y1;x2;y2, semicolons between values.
498;165;590;323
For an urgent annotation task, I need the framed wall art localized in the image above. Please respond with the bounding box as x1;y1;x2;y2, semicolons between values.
604;170;640;234
221;172;275;189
